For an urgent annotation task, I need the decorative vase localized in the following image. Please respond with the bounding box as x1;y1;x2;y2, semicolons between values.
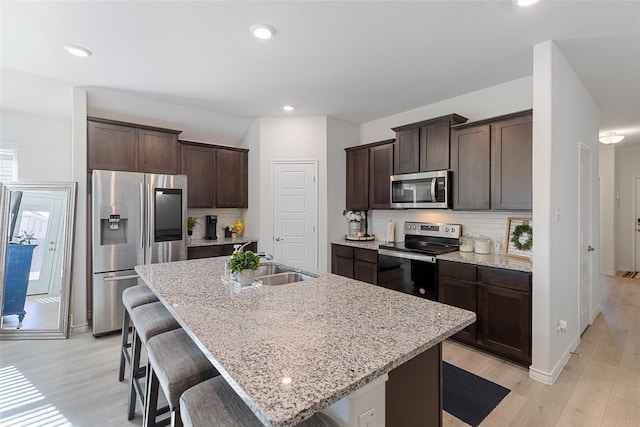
224;229;232;238
349;220;361;238
236;269;256;285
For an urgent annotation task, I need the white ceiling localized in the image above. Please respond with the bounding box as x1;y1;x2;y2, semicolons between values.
1;1;639;144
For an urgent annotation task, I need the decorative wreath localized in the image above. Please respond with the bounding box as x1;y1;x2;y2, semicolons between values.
511;224;533;251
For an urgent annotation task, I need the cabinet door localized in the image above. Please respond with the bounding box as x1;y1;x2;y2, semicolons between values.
420;122;450;171
180;143;215;208
477;284;531;364
187;246;223;259
137;129;179;174
88;121;137;172
216;149;248;208
394;128;419;174
346;148;369;210
451;125;491;210
437;276;477;342
491;113;532;210
354;248;378;284
331;244;354;279
369;143;394;209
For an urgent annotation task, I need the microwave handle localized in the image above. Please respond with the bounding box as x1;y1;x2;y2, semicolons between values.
431;178;437;202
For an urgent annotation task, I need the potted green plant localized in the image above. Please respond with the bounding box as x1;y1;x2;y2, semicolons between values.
187;216;198;236
229;250;261;285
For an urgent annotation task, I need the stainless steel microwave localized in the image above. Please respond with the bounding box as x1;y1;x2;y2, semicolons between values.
390;170;451;209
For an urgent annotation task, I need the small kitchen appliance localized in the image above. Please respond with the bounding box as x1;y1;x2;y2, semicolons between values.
205;215;217;240
377;221;460;299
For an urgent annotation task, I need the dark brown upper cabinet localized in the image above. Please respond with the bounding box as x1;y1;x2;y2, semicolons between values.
87;117;181;174
345;139;394;210
451;110;532;211
180;142;216;208
392;114;468;174
491;112;533;210
451;125;491;210
179;142;248;209
216;148;248;208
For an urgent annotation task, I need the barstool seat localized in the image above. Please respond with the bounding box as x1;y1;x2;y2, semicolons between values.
120;284;159;381
128;301;181;421
145;328;219;427
180;376;337;427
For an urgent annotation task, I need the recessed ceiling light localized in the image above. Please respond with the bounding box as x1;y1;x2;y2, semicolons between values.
513;0;539;6
283;105;295;112
250;24;275;40
64;44;92;57
599;132;625;144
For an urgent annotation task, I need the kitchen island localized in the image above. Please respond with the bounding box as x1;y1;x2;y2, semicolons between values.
135;257;475;427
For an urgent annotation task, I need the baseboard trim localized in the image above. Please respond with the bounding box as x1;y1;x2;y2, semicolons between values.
70;322;89;334
601;269;615;276
529;335;580;385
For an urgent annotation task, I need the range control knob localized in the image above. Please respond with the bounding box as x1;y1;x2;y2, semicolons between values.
445;227;449;232
451;227;456;233
418;288;426;295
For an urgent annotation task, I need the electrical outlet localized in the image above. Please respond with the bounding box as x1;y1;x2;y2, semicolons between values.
555;206;561;222
557;320;567;333
359;407;376;427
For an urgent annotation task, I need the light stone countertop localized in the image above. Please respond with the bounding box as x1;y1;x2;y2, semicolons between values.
188;236;258;248
135;257;475;427
437;251;532;273
330;239;385;250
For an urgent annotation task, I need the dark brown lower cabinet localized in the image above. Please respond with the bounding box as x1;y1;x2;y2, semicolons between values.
331;244;377;284
187;242;256;260
438;260;531;365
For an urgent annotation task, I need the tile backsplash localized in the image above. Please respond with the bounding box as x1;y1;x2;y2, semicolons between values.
187;208;247;239
368;210;532;248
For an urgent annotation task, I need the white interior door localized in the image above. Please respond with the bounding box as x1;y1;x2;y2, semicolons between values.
272;162;318;269
579;145;592;333
635;177;640;272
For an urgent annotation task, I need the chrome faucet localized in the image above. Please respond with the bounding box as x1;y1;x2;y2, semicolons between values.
256;252;273;260
233;242;253;253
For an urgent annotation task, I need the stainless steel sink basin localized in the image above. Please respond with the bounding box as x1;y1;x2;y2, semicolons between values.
255;271;315;286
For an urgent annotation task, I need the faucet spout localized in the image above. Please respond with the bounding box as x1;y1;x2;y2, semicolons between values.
256;252;273;260
234;242;253;253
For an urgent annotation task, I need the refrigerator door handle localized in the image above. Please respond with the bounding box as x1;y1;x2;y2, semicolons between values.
139;182;145;248
104;274;139;282
147;183;153;252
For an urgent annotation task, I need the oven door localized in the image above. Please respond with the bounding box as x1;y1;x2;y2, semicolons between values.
377;249;437;299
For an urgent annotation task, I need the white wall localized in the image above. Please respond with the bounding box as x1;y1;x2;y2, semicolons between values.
599;144;616;275
243;119;262;247
257;116;329;271
359;77;534;244
86;87;252;146
0;110;72;181
615;144;640;271
531;40;600;384
359;76;533;143
327;117;359;261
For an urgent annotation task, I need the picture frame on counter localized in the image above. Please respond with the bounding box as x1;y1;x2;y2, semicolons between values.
505;217;533;260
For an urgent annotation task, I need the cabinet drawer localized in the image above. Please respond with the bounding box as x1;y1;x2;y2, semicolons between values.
333;244;354;259
188;246;223;259
355;248;377;263
438;260;477;282
479;267;530;292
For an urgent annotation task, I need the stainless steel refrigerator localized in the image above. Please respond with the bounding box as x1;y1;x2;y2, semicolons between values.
91;170;187;336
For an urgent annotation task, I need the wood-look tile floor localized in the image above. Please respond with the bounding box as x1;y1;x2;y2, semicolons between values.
0;274;638;426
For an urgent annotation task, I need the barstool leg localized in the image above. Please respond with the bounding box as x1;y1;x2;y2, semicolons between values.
144;366;159;427
119;309;131;381
128;329;142;420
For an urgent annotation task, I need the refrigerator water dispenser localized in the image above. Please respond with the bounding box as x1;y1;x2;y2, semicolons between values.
100;205;128;245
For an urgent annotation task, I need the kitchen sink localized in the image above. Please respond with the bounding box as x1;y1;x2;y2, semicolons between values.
255;271;315;286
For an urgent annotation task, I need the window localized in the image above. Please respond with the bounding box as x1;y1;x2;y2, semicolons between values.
1;142;20;182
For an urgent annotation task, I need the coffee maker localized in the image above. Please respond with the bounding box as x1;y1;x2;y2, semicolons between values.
205;215;217;240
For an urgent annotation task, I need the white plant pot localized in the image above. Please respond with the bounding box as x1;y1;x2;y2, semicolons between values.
236;269;256;285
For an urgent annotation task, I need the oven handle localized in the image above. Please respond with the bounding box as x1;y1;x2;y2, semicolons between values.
378;249;436;263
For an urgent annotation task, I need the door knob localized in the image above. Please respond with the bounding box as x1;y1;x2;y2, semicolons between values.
587;246;595;252
275;237;282;241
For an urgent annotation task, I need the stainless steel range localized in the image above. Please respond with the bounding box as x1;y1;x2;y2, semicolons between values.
377;221;461;299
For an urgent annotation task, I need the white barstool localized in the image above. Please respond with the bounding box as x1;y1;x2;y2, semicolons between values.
120;284;159;381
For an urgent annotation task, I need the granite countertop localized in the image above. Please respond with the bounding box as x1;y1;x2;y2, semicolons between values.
437;251;532;273
330;239;385;250
135;258;475;427
188;236;258;248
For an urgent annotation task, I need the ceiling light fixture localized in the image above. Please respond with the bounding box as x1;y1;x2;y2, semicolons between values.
513;0;539;6
250;24;275;40
64;44;92;57
599;132;625;144
283;105;295;112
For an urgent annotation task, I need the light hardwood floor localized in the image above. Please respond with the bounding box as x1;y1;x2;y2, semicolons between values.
0;274;638;426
